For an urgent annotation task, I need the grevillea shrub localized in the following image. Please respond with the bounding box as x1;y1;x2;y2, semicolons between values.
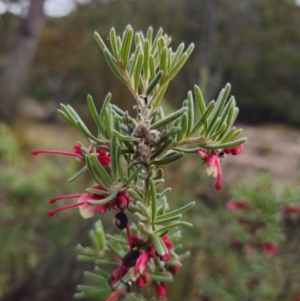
32;25;246;301
192;175;300;301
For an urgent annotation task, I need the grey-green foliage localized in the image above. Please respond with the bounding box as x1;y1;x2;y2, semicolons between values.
53;25;246;300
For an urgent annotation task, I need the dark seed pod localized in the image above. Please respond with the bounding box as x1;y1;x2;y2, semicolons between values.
115;212;128;230
122;249;140;268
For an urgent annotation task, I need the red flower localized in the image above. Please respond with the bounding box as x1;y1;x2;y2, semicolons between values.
294;296;300;301
47;185;109;218
262;243;278;254
197;150;222;190
227;200;249;211
134;252;149;275
283;205;300;215
32;144;111;167
224;145;244;155
156;283;167;300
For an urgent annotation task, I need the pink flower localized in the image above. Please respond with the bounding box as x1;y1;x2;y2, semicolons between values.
224;145;244;155
156;283;167;300
197;150;222;190
262;243;278;254
47;185;109;218
167;265;181;274
134;252;149;275
206;154;222;190
32;144;111;167
283;205;300;215
227;200;249;211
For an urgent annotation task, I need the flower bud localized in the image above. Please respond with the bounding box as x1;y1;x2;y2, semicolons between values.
115;212;128;230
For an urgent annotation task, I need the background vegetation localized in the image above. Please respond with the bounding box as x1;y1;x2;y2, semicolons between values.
0;0;300;300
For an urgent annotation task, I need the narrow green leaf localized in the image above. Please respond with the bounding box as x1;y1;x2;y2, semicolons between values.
94;31;107;50
77;255;99;263
112;129;139;142
86;188;110;196
85;157;108;188
146;27;153;45
151;137;174;160
160;47;167;75
90;154;113;187
152;83;168;109
149;233;167;256
151;28;163;55
153;152;183;165
207;83;231;135
87;94;105;137
134;52;144;92
149;54;155;78
157;221;193;233
109;27;119;59
171;42;185;69
87;190;118;206
154;214;182;224
218;96;235;127
99;92;112;124
129;46;141;78
158;126;181;144
58;110;78;130
156;201;195;221
189;100;215;137
146;70;163;95
110;131;118;182
76;120;101;143
103;49;127;85
187;91;194;135
221;128;242;143
150;107;187;130
194;85;206;115
210;121;227;140
124;166;143;186
136;201;151;219
134;212;149;222
172;147;200;153
94;220;106;249
84;271;107;282
202;137;247;150
120;26;133;70
74;288;111;299
149;178;157;225
156;188;171;200
89;229;100;250
67;165;88;182
94;266;110;278
143;40;150;82
148;273;173;283
176;113;188;142
166;48;172;74
153;168;164;180
128;188;144;203
169;43;194;80
106;234;127;244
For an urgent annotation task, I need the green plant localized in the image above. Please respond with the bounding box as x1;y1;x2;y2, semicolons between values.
32;25;245;300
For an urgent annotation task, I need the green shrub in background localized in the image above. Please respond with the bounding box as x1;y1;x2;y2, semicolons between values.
188;175;300;301
0;124;90;299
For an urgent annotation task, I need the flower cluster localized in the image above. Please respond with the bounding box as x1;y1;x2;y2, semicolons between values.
227;200;279;254
107;234;178;300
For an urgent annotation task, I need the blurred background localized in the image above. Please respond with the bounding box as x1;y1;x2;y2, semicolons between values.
0;0;300;300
